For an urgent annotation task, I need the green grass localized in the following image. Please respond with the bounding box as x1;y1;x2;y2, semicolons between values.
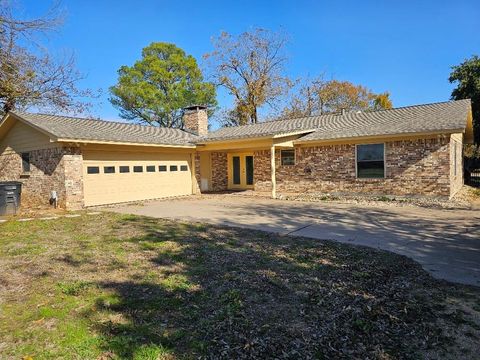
0;212;479;359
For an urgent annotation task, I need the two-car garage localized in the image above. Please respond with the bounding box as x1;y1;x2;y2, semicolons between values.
0;111;203;210
82;148;194;207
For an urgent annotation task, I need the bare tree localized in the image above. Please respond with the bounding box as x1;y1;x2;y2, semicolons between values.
281;76;392;118
0;1;94;115
204;28;293;125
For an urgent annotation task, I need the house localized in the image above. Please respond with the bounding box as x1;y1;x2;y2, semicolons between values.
0;99;474;210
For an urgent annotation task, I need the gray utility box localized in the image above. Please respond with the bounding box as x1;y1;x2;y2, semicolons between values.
0;182;22;216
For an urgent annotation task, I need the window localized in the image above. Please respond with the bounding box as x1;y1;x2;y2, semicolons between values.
104;166;115;174
146;165;156;172
159;165;167;172
170;165;178;172
119;166;130;173
21;153;30;172
133;166;143;173
180;165;188;171
356;144;385;178
87;166;100;174
281;149;295;166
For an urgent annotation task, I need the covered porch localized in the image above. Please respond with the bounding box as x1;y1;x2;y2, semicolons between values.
195;134;301;199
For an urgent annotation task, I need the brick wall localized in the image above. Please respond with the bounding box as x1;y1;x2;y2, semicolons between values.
193;153;201;194
62;149;84;210
253;150;272;192
211;152;227;191
0;147;84;210
253;137;452;198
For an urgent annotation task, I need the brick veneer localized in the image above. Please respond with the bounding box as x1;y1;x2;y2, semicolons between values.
0;147;84;210
193;153;201;194
211;152;228;191
253;150;272;192
62;149;84;209
254;137;452;197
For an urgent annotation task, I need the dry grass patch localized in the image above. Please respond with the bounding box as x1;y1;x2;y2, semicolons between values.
0;212;479;359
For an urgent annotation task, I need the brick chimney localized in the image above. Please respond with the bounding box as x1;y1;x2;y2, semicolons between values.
183;105;208;136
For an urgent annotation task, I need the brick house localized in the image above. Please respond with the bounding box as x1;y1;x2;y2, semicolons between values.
0;100;474;210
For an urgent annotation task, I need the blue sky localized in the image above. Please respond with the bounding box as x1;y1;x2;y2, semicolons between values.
21;0;479;127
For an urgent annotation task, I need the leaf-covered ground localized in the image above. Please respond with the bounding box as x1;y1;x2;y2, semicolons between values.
0;212;479;359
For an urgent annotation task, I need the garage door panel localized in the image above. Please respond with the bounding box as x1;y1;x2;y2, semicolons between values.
83;150;193;206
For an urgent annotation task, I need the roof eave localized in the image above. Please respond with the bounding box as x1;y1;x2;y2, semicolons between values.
56;138;196;148
198;129;317;145
294;129;466;145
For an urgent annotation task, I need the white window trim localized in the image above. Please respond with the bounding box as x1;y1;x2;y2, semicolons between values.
355;143;386;179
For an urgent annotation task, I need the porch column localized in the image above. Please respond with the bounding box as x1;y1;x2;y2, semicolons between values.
191;152;200;195
270;145;276;199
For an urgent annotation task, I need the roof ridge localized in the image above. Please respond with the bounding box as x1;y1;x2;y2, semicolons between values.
210;99;470;131
357;99;471;114
11;111;194;135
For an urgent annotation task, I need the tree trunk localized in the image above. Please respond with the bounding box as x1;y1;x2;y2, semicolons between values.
3;98;15;113
252;105;258;124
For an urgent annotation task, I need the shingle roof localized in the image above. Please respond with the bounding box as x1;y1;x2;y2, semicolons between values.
295;99;471;143
202;99;471;143
10;112;198;147
8;100;471;147
200;116;321;142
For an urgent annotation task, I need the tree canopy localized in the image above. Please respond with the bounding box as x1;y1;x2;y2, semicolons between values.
0;1;93;115
281;77;392;118
449;55;480;143
109;42;217;128
204;29;292;126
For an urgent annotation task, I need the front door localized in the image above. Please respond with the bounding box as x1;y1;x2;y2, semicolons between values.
229;153;254;189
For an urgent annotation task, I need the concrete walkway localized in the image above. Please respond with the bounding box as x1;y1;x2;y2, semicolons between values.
109;196;480;286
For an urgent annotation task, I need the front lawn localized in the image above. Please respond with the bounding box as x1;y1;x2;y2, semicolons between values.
0;213;479;359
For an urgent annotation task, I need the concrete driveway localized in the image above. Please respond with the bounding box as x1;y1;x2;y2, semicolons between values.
109;196;480;286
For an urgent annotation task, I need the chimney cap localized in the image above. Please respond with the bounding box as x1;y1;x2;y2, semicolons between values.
184;104;207;111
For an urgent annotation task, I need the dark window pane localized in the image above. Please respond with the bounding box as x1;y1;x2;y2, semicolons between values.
159;165;167;172
170;165;178;172
133;166;143;173
104;166;115;174
146;165;155;172
119;166;130;173
87;166;99;174
180;165;188;171
21;153;30;172
357;144;384;161
232;156;240;185
357;161;385;178
246;156;254;185
281;150;295;165
356;144;385;178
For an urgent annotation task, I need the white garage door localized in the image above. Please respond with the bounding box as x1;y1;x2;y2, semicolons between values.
82;150;193;206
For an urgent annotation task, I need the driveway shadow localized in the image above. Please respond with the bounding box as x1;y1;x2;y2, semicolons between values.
110;197;480;286
83;215;478;359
